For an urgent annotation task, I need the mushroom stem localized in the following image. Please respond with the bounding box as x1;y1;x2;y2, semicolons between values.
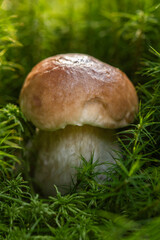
32;125;119;196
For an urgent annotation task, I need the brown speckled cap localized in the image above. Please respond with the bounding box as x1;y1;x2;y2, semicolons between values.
20;53;138;130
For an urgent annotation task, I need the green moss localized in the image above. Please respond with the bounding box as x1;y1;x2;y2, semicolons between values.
1;0;160;239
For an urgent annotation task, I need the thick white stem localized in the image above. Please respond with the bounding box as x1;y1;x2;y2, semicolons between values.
32;125;119;196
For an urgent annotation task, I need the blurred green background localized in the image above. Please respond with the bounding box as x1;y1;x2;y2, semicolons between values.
1;0;160;104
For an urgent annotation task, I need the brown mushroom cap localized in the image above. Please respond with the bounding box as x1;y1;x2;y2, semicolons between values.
20;53;138;130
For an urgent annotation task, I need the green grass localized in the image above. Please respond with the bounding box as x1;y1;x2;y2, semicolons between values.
1;0;160;239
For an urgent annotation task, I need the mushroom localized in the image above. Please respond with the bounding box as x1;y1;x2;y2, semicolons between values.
20;53;138;196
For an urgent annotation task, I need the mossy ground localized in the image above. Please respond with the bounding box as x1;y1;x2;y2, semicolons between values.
1;0;160;239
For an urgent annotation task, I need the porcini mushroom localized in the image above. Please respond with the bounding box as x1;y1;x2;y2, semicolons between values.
20;53;138;196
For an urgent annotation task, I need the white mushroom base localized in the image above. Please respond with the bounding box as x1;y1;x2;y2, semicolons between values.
33;125;119;196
